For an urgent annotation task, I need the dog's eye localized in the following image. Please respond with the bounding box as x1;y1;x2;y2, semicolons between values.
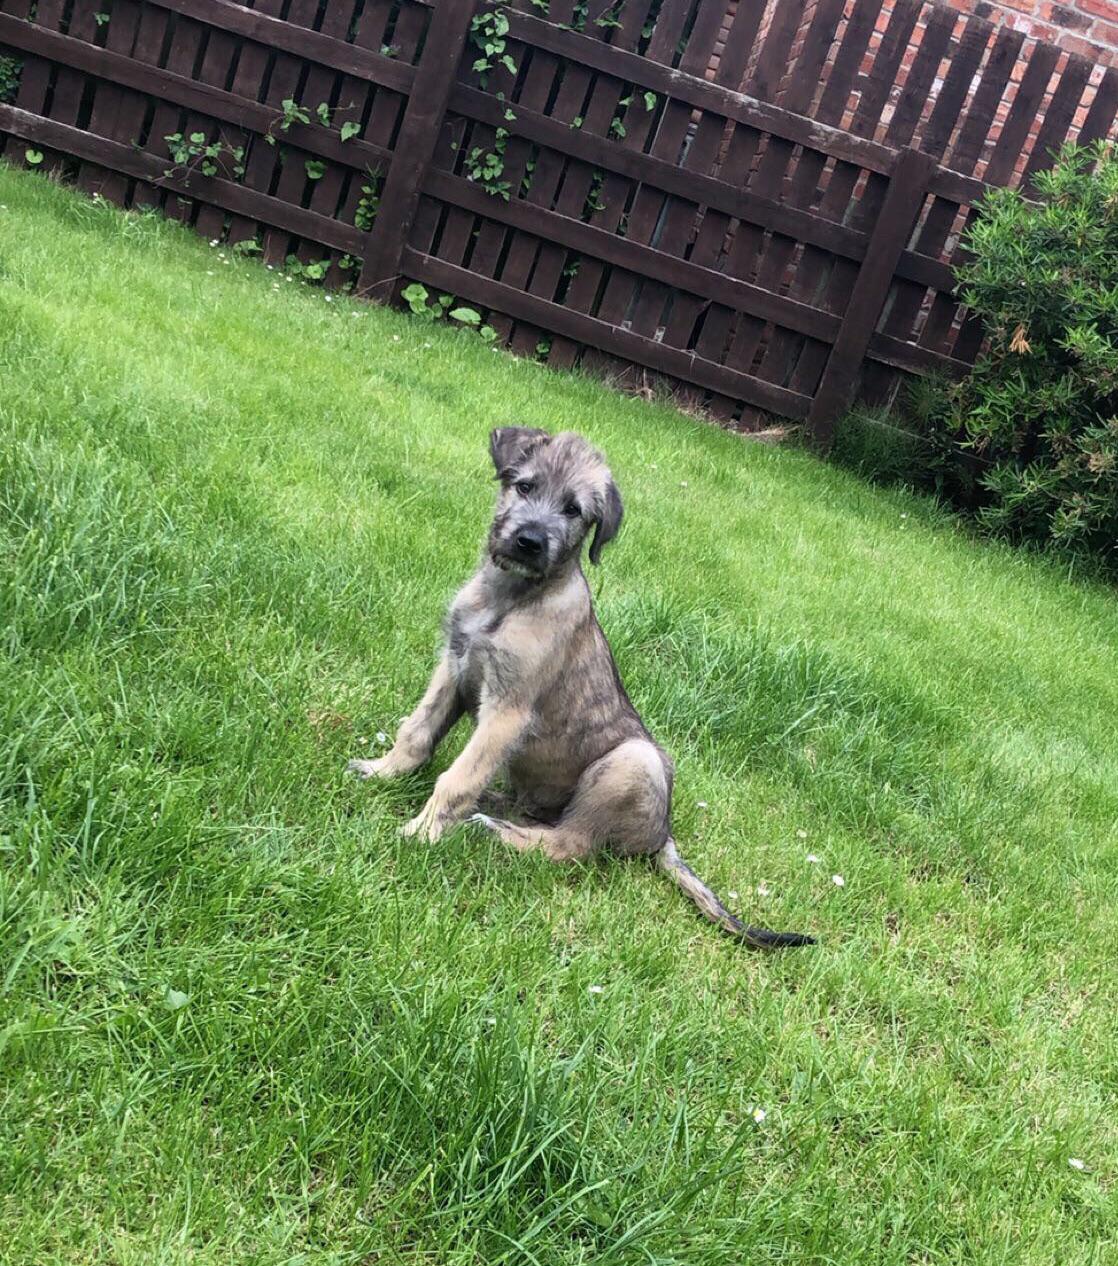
563;501;581;518
515;480;534;497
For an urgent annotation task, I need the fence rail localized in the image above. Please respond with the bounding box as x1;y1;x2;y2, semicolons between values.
2;0;1116;440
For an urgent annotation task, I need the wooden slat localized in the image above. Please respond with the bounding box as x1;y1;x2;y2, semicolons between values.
947;37;1061;364
590;0;749;339
451;85;877;266
503;9;902;180
732;0;848;400
1022;52;1093;183
139;0;415;92
908;24;1025;356
329;0;429;276
872;16;999;361
786;0;953;404
807;147;936;445
1076;64;1118;149
656;0;774;362
0;13;393;171
422;168;841;340
359;0;477;298
524;0;678;368
0;101;365;252
402;248;813;420
76;0;147;204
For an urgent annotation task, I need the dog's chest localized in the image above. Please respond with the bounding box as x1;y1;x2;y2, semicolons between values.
446;604;499;704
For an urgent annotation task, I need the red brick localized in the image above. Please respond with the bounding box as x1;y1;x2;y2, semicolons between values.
1091;18;1118;44
1078;0;1118;22
1061;30;1109;55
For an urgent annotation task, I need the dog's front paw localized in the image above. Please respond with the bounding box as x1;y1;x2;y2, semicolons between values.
401;800;449;843
348;754;401;780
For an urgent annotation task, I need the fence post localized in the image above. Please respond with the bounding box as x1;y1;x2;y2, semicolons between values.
805;146;937;449
357;0;478;301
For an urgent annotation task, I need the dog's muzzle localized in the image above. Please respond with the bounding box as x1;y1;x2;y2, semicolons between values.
492;525;549;578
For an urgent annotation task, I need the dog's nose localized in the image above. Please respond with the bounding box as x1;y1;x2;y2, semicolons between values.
514;528;546;557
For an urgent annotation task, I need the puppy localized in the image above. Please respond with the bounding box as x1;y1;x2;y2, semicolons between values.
350;427;814;948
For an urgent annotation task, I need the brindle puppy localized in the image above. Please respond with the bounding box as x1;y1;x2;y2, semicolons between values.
349;427;814;948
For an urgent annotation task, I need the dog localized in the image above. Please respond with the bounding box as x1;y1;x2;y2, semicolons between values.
349;427;814;948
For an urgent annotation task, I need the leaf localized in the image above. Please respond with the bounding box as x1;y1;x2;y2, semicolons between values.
449;307;482;326
94;12;110;25
316;102;331;126
305;160;326;180
401;282;431;315
479;325;498;343
500;54;517;74
504;108;516;122
339;120;361;142
25;148;43;166
643;91;657;112
163;988;190;1011
189;131;206;144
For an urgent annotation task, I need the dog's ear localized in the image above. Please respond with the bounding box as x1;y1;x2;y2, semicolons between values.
489;426;550;478
589;478;623;566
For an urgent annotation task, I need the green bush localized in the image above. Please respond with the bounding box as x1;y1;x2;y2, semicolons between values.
941;141;1118;564
836;143;1118;571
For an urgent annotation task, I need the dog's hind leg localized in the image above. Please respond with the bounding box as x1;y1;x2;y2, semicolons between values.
472;738;670;863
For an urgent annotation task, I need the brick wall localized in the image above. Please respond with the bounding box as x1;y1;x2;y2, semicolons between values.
954;0;1118;66
707;0;1114;189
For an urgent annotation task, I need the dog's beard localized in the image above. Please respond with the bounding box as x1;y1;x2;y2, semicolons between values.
491;552;544;580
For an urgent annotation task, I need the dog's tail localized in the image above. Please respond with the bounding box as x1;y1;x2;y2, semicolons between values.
657;839;815;949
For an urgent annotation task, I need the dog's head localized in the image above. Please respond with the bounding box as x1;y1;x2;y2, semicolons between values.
487;427;623;579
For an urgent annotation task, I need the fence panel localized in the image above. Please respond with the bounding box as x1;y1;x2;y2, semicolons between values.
3;0;1116;442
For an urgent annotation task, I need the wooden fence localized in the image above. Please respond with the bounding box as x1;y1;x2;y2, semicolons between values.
2;0;1116;442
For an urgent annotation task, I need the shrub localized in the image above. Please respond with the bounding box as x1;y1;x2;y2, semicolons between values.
941;141;1118;565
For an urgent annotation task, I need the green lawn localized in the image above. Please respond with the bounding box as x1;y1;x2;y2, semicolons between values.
2;164;1116;1265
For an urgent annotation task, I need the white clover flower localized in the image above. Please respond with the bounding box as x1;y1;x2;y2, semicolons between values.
832;874;845;887
696;800;708;809
728;891;739;901
806;853;820;864
756;883;770;897
750;1106;766;1124
1068;1157;1086;1171
375;731;388;745
587;985;604;995
796;829;808;839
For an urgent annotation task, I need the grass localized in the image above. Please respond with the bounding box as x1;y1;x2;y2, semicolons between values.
1;163;1117;1264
